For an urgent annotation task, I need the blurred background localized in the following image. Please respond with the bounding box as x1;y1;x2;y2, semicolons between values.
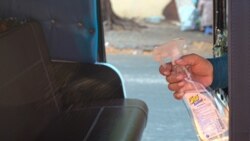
101;0;214;140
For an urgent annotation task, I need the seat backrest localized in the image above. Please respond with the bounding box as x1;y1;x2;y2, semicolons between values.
0;22;59;141
0;0;105;63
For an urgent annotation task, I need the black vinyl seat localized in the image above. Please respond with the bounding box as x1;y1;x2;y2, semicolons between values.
0;20;148;141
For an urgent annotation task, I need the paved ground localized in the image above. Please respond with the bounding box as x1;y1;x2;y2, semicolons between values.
104;21;213;141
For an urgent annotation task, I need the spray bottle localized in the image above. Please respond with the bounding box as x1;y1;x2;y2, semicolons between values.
153;38;229;141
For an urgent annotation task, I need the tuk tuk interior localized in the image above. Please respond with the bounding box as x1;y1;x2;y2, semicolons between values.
0;0;148;140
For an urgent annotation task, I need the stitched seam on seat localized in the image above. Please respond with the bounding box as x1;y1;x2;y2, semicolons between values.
103;106;148;118
74;105;148;127
72;105;148;118
83;107;104;141
0;60;42;90
30;23;60;112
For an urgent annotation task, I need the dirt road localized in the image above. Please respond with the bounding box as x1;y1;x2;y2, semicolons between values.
104;21;213;58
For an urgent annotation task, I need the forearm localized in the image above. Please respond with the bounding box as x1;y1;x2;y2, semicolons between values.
207;55;228;89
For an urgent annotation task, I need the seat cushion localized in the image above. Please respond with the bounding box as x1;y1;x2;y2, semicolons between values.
0;21;148;141
37;99;148;141
0;21;59;141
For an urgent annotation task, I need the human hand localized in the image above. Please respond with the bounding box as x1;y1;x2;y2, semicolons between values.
159;54;213;99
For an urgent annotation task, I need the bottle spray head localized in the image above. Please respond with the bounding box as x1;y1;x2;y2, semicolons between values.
153;38;186;67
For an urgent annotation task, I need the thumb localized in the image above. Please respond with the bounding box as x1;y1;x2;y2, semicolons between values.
175;54;200;67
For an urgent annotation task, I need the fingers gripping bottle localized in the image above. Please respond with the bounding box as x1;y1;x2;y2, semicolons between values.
153;38;229;141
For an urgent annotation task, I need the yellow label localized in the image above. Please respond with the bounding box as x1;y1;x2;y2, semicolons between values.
189;94;199;104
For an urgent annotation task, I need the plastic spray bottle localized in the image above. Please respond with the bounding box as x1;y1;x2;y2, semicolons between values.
153;38;229;141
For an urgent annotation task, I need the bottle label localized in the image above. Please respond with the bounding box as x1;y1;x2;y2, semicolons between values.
185;92;228;140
